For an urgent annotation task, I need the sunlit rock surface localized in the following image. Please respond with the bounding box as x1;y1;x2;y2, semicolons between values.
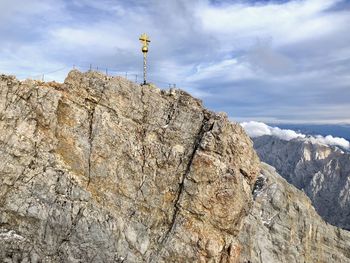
0;71;260;262
0;71;349;262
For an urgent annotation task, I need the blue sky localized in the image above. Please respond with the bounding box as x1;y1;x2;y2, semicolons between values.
0;0;349;124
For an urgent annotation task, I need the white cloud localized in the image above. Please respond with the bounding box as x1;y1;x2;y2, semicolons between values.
52;26;137;51
196;0;345;48
186;58;256;82
241;121;350;149
0;0;65;27
308;135;350;150
241;121;305;140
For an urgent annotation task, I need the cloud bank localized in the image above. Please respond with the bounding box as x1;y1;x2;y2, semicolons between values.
241;121;350;150
241;121;306;140
308;135;350;150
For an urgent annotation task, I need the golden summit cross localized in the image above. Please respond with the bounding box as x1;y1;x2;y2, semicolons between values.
139;33;150;47
139;33;150;85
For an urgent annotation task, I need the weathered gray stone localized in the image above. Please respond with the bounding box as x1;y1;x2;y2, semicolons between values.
0;71;259;262
1;71;349;263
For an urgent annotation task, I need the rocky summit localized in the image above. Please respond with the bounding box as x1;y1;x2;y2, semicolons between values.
0;70;260;262
0;71;349;262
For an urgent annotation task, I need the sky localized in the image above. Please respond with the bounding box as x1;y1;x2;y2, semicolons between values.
0;0;349;124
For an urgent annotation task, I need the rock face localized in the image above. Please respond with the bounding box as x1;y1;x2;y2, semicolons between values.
0;71;260;262
238;163;350;263
253;135;350;230
1;71;350;263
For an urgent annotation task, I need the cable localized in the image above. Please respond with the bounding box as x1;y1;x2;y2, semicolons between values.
4;64;177;88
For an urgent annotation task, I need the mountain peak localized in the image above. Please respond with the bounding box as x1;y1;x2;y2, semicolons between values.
0;70;260;262
1;71;350;262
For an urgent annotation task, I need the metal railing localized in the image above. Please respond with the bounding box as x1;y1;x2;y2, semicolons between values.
2;64;177;89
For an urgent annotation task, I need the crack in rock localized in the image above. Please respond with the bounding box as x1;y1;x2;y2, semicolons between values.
159;112;213;245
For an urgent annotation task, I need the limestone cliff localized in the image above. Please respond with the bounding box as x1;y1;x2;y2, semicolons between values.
0;71;349;263
0;71;260;262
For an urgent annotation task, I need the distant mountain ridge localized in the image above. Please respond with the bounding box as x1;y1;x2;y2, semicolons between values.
253;135;350;230
238;162;350;263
